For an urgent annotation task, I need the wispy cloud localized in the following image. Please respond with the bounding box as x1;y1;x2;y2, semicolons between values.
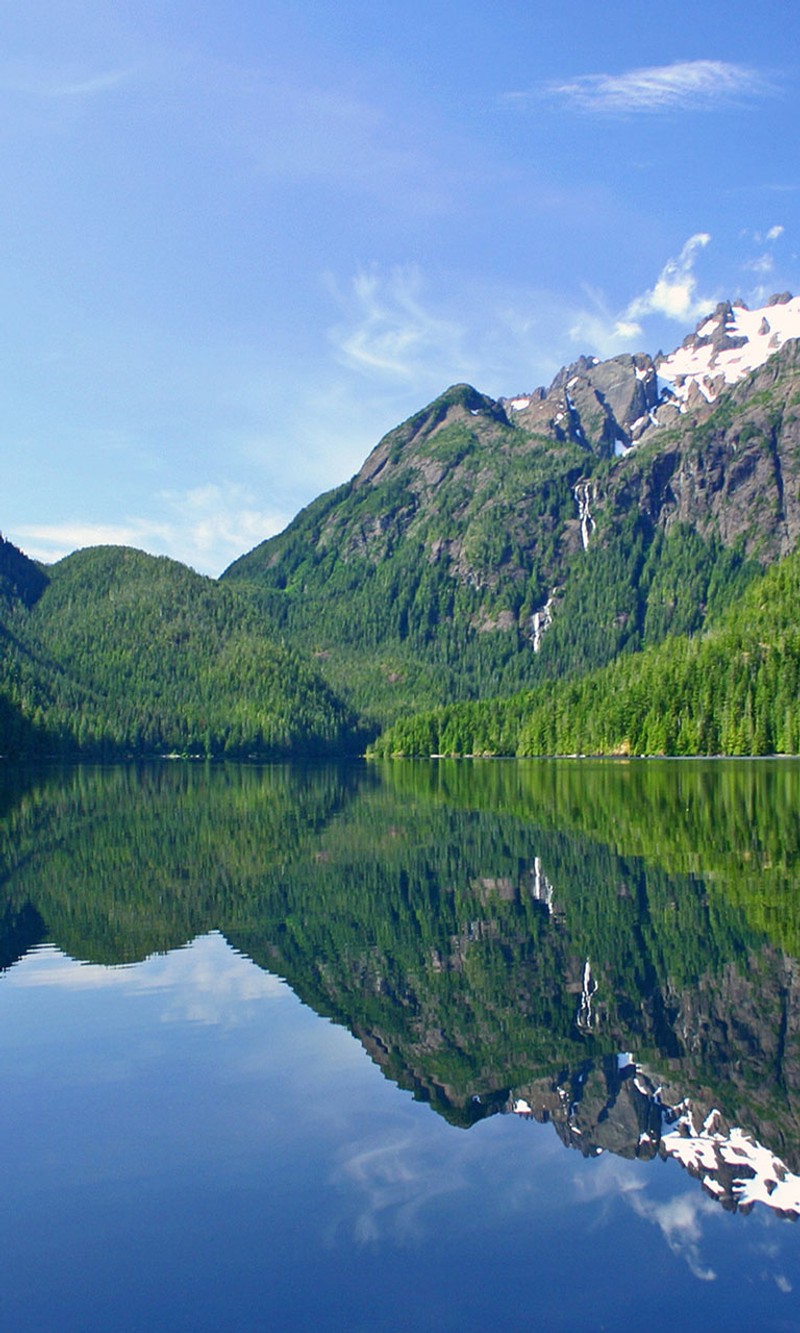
333;1135;467;1245
328;266;467;382
328;243;723;402
739;222;786;284
576;1157;716;1281
12;482;286;576
625;232;714;324
538;60;775;115
568;289;644;357
568;233;716;355
628;1189;718;1282
43;69;134;98
744;252;775;275
740;223;785;246
0;64;135;99
158;482;288;569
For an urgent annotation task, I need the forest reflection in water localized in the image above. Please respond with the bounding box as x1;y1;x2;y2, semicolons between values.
1;757;800;1329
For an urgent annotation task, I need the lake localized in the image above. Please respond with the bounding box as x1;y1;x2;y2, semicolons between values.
1;757;799;1330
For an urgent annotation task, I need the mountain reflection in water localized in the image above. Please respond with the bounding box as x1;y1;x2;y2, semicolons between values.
2;756;800;1228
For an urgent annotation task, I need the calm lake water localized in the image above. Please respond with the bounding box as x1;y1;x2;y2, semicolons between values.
2;757;800;1331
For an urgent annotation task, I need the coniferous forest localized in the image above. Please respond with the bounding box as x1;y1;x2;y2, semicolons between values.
372;547;800;757
0;542;362;758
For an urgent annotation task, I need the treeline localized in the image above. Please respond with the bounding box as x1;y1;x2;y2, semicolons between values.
0;543;363;758
372;548;800;759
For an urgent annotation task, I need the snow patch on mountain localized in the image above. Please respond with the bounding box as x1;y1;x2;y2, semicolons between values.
504;1053;800;1222
503;293;799;459
662;1104;800;1219
656;293;800;408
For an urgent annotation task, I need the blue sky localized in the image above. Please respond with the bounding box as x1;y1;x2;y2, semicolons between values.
3;0;799;574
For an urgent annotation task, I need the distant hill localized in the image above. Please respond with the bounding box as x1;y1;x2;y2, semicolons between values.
0;540;361;758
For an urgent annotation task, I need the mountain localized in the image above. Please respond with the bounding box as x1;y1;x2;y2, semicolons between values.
0;540;361;757
3;293;800;755
223;295;800;727
504;292;800;453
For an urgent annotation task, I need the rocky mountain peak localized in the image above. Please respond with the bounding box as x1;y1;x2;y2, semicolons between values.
498;293;800;461
502;351;660;457
355;383;509;488
509;1057;800;1219
656;292;800;410
347;294;800;499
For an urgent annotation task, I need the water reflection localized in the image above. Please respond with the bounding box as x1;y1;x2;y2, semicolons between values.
2;758;800;1225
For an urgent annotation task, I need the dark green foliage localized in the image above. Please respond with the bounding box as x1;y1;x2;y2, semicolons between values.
373;546;800;758
0;545;362;758
533;519;758;680
223;388;593;721
0;535;48;609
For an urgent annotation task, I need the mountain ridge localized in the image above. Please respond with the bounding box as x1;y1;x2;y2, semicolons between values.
223;296;800;726
500;291;800;454
3;293;800;754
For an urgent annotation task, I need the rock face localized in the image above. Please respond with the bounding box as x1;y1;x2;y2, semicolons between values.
503;351;660;454
354;383;510;489
602;340;800;563
501;294;800;458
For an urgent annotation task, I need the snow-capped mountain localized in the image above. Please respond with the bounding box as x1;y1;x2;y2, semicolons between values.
657;292;800;409
502;292;800;457
224;290;800;720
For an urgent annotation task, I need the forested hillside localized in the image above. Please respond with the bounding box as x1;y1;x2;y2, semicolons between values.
0;540;361;757
372;546;800;757
223;338;800;726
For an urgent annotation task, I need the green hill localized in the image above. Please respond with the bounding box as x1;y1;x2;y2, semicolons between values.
0;541;361;758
